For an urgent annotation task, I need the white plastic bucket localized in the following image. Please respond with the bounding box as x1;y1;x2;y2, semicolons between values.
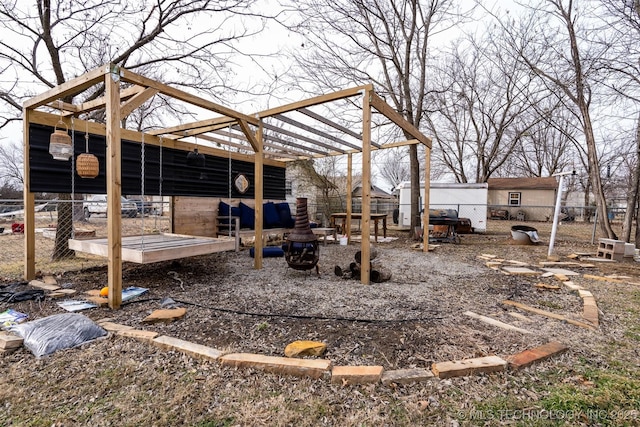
339;236;348;245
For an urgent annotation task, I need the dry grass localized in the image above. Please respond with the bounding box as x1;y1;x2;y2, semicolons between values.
1;218;639;426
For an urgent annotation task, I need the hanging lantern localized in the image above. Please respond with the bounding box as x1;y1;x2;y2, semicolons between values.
76;153;99;178
49;121;73;161
76;121;99;178
186;147;205;167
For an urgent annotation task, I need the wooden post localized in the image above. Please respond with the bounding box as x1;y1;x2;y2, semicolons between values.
105;64;123;309
254;121;264;269
422;147;431;252
346;153;352;241
23;108;36;280
360;90;372;284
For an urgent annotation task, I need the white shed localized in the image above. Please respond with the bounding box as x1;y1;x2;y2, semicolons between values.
397;181;488;233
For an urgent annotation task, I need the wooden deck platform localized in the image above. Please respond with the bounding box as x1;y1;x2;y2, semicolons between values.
68;233;236;264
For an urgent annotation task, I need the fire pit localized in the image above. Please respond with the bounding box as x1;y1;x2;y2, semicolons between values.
284;198;320;274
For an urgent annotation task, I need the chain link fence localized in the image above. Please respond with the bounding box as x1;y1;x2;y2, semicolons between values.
0;198;631;279
0;197;170;278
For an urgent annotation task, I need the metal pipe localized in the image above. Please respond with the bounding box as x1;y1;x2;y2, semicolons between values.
548;171;576;258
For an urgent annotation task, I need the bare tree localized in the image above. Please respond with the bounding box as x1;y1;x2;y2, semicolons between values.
597;0;640;243
424;34;540;183
0;140;23;187
288;0;472;237
0;0;267;259
503;101;579;178
376;148;410;191
494;0;618;239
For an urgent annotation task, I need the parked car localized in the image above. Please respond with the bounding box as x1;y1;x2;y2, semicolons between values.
83;195;138;218
127;196;157;216
39;198;59;212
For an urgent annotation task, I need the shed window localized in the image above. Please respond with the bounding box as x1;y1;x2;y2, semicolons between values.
285;180;292;196
508;192;521;206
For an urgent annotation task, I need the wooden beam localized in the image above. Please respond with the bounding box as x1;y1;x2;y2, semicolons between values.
502;300;596;330
263;132;330;156
22;108;35;280
199;132;311;159
463;311;531;334
375;139;420;150
105;67;123;310
360;89;372;285
225;124;330;156
24;64;107;109
432;356;507;379
257;85;370;118
68;86;146;116
346;153;352;243
273;113;361;150
262;150;301;160
120;87;158;118
369;91;432;149
120;68;260;126
197;134;253;152
261;121;345;154
46;101;78;114
238;119;259;152
423;147;431;252
254;123;264;270
147;115;236;136
298;107;363;140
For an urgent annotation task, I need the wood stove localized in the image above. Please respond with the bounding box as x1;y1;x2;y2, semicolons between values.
284;198;319;273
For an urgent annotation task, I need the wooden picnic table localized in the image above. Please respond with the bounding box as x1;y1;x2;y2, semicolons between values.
329;212;387;242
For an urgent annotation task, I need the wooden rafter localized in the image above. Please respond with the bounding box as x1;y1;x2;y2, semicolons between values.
298;107;363;140
202;131;318;159
257;84;369;118
369;91;432;149
237;119;259;152
262;121;346;154
273;113;361;151
120;87;159;118
228;124;329;156
24;65;107;109
119;68;260;126
147;115;236;136
197;134;252;152
74;86;147;116
262;131;329;156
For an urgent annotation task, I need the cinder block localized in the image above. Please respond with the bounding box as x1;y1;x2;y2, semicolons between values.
596;248;623;261
598;238;625;253
331;365;384;385
624;243;635;257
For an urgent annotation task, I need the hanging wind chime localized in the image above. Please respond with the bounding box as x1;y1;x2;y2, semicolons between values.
49;101;73;161
76;119;99;178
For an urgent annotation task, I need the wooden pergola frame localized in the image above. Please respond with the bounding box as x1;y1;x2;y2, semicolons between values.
23;64;432;309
